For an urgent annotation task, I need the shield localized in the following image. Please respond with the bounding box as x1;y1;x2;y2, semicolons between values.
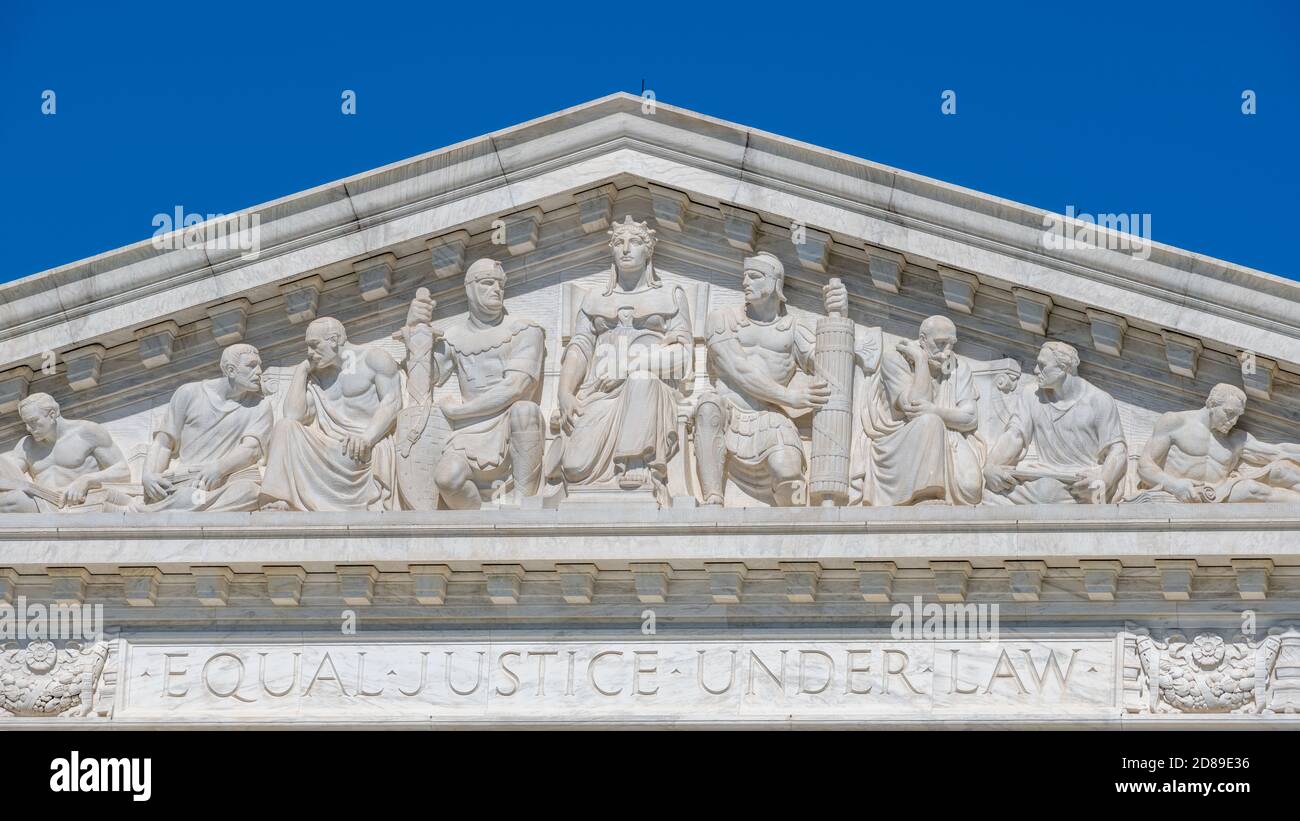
395;404;450;510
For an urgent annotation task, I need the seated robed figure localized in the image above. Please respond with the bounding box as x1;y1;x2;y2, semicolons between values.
260;317;402;511
545;216;694;503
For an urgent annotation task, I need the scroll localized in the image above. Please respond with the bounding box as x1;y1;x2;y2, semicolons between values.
809;277;854;506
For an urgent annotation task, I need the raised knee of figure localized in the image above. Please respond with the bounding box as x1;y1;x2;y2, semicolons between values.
912;411;946;437
508;400;543;432
768;449;804;483
434;455;471;492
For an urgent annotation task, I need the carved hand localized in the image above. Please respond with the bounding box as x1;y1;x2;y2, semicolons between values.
1068;467;1104;503
787;379;832;410
983;463;1017;493
896;339;924;366
900;398;938;418
823;280;848;316
406;291;437;327
141;471;173;502
558;391;585;434
61;476;92;507
1162;476;1202;503
197;462;226;491
342;434;373;464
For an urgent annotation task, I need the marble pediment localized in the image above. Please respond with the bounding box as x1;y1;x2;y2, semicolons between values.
0;93;1296;507
6;95;1300;729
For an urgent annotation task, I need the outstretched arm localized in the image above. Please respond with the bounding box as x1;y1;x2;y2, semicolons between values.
710;336;805;408
986;427;1026;471
1241;432;1300;466
982;426;1027;493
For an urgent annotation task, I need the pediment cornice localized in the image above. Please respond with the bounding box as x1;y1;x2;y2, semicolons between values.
2;92;1297;383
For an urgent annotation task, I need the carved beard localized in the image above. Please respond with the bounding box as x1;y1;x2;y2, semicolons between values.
928;353;955;377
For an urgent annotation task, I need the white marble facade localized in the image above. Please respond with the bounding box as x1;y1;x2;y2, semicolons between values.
1;94;1298;727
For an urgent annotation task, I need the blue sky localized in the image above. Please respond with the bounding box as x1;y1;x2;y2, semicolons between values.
2;1;1296;281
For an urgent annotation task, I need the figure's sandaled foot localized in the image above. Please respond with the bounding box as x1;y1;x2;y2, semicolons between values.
260;500;291;511
618;464;652;490
701;493;724;506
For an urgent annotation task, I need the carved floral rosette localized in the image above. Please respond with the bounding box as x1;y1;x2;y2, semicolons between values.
1120;625;1300;714
0;638;115;718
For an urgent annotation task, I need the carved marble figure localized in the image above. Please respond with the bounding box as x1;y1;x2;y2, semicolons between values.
545;216;693;502
983;341;1127;504
260;317;401;511
404;258;545;509
0;393;131;512
136;344;274;512
1136;383;1300;503
695;252;846;506
858;316;983;506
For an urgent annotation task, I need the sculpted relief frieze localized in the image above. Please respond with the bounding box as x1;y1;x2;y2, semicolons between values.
2;212;1298;514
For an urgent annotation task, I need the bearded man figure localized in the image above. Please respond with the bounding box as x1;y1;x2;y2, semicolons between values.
260;317;402;511
983;340;1127;504
857;315;983;506
1137;383;1300;503
136;343;274;512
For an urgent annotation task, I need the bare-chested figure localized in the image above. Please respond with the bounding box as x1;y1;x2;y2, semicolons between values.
694;252;845;506
1137;383;1300;503
0;393;131;512
260;317;402;511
